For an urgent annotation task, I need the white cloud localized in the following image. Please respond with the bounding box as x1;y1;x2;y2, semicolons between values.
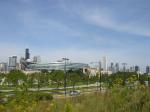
58;1;150;37
80;9;150;37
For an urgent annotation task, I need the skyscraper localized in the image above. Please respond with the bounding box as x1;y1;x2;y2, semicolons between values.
122;63;127;72
115;63;119;73
110;62;115;73
135;66;140;72
102;56;107;72
9;56;17;70
25;48;30;60
146;66;150;74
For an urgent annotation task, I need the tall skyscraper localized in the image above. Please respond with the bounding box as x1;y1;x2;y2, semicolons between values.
102;56;107;71
9;56;17;70
146;66;150;74
25;48;30;60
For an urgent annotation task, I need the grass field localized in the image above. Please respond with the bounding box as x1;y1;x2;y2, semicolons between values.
0;86;150;112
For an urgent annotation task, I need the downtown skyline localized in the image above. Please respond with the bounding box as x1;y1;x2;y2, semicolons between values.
0;0;150;67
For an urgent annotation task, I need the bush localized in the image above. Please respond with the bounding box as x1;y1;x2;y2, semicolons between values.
36;92;53;101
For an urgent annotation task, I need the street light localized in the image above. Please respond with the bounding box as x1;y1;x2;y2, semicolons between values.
90;61;102;91
62;58;69;96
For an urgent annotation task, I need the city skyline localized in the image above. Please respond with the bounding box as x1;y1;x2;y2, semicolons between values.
0;0;150;67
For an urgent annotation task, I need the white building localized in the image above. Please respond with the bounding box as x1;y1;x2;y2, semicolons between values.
102;56;107;72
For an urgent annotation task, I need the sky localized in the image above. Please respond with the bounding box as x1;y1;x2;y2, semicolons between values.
0;0;150;69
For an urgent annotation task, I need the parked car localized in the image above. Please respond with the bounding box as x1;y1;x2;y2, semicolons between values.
69;90;80;96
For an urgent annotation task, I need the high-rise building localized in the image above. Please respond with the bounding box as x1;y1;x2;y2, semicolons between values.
122;63;127;72
129;66;134;72
146;66;150;74
135;65;140;72
115;63;119;73
110;62;115;73
25;48;30;60
102;56;107;72
9;56;17;70
33;56;41;63
0;63;7;72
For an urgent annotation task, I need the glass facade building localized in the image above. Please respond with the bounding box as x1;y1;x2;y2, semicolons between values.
27;62;88;71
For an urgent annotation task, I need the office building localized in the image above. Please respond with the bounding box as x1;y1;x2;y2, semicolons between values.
122;63;127;72
20;57;27;70
108;62;115;73
25;48;30;60
129;66;134;72
115;63;119;73
0;63;7;72
135;66;140;72
9;56;17;70
102;56;107;72
146;66;150;74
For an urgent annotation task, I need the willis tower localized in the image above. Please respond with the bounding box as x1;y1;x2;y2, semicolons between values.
25;48;30;60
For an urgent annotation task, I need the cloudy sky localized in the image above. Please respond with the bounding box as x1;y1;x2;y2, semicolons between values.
0;0;150;68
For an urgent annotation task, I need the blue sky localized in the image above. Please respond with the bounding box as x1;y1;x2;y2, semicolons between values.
0;0;150;68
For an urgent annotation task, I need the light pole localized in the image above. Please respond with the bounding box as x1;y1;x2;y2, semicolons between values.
62;58;69;96
99;61;102;91
90;61;102;91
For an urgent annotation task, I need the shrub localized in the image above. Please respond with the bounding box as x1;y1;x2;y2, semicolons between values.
36;92;53;101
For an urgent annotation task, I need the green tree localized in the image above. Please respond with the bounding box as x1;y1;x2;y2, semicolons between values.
50;70;65;88
7;70;27;86
69;70;82;91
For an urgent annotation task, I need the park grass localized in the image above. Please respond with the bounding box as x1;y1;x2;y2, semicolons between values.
0;86;150;112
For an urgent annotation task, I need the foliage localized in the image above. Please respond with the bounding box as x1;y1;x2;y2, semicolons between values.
6;70;27;86
50;70;65;88
36;92;53;101
69;70;82;91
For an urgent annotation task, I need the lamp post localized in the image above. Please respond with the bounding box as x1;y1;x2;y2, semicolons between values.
62;58;69;96
99;61;102;91
90;61;102;91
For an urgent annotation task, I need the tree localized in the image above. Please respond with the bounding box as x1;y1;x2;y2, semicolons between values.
83;69;90;87
50;70;65;88
69;70;82;91
7;70;27;86
0;73;5;86
27;73;36;88
32;72;50;92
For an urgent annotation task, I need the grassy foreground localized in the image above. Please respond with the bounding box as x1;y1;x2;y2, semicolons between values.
0;86;150;112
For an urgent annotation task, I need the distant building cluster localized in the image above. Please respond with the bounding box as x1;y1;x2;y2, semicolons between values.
0;48;42;73
0;49;150;75
0;48;87;73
